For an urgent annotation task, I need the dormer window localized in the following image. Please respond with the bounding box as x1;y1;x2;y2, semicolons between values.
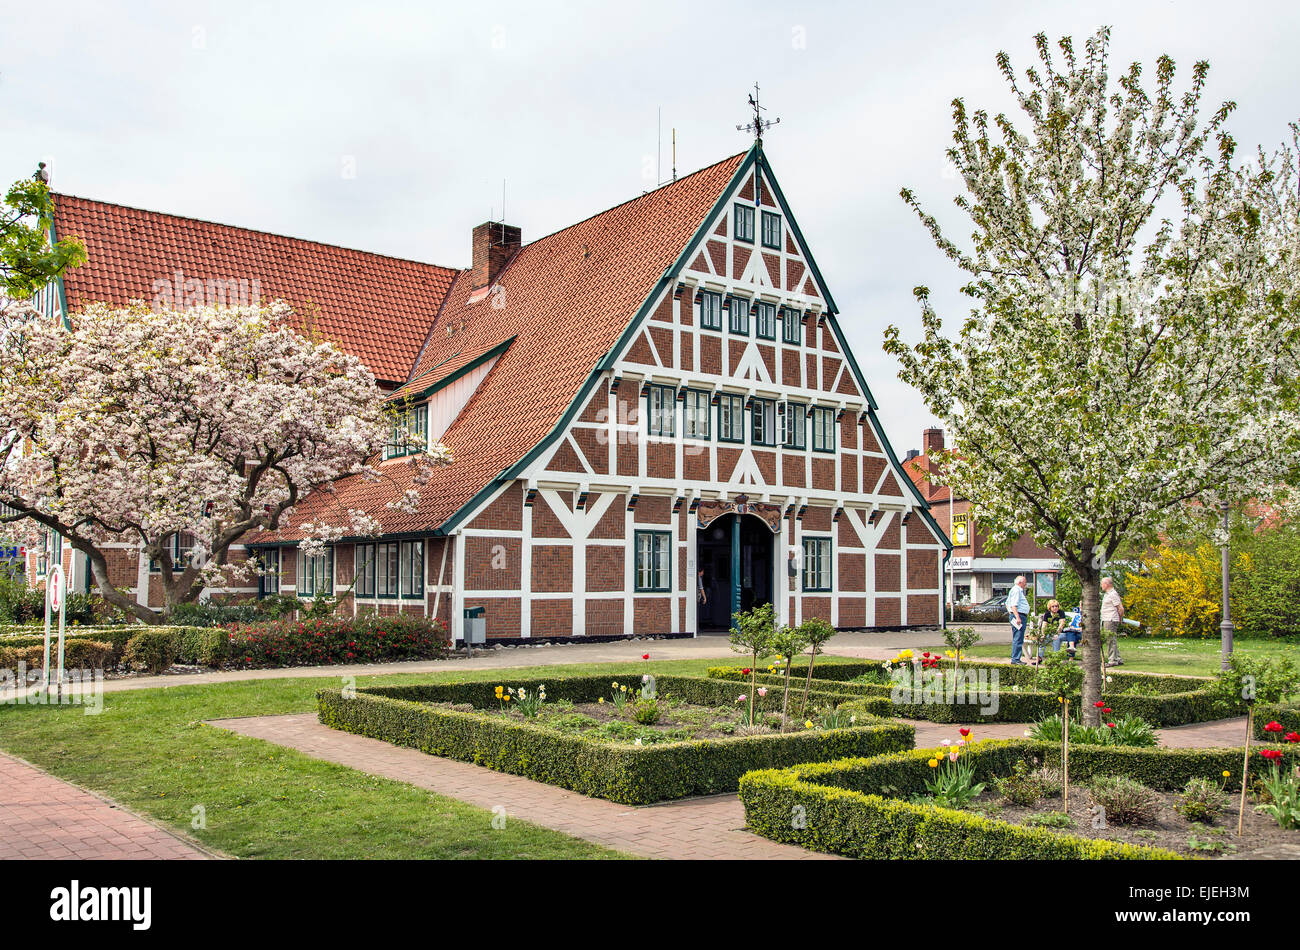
384;403;428;459
761;211;782;249
733;203;755;243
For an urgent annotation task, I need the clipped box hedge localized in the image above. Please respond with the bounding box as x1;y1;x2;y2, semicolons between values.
1254;703;1300;740
739;739;1300;860
708;664;1221;726
316;674;914;805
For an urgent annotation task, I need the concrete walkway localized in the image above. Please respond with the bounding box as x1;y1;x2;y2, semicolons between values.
0;752;213;860
209;713;834;860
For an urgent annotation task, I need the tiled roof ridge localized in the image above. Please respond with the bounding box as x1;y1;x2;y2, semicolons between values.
50;191;463;276
515;150;749;252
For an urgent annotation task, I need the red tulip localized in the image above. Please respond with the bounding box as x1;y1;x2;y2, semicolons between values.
1259;749;1284;761
959;728;971;737
1285;732;1300;744
1107;723;1116;728
642;654;650;660
1264;721;1284;733
1094;701;1106;708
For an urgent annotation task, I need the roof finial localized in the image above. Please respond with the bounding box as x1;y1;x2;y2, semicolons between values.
33;162;49;185
735;83;779;148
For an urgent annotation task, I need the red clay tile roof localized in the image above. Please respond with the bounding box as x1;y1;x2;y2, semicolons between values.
51;195;459;384
249;151;747;540
905;454;953;504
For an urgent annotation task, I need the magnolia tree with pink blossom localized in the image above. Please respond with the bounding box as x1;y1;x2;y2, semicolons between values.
885;30;1300;724
0;299;450;624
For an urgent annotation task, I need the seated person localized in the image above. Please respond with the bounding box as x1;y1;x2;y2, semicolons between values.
1029;599;1068;664
1052;604;1082;660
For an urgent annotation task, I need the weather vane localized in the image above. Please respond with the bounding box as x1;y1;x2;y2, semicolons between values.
736;83;779;147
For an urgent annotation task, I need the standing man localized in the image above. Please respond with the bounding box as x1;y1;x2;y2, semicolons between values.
1100;576;1125;666
1005;575;1030;664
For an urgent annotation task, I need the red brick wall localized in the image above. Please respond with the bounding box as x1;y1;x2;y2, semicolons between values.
532;545;572;592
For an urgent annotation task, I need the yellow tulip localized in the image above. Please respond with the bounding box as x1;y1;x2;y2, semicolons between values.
928;758;938;768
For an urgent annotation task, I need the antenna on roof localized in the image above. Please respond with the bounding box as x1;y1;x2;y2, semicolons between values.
500;178;506;245
736;82;780;148
672;128;677;182
657;107;662;187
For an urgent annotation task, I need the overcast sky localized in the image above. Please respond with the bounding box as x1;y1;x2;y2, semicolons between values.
3;0;1298;453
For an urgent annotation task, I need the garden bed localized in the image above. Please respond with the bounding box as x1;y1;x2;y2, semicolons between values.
962;783;1296;858
707;662;1221;725
739;739;1300;860
317;673;913;804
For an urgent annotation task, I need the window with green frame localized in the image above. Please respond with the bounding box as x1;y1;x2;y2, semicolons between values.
698;290;723;331
634;530;671;592
733;203;755;242
149;531;195;573
717;393;745;443
728;297;750;335
354;544;377;598
755;301;777;340
258;548;281;597
645;384;676;437
376;542;399;598
761;210;781;249
811;406;836;452
803;537;832;592
683;389;710;439
400;540;424;599
751;398;776;446
297;548;334;598
781;308;803;344
384;403;428;459
782;402;806;449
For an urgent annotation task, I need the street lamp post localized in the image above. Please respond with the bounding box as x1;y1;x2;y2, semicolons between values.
1220;499;1234;673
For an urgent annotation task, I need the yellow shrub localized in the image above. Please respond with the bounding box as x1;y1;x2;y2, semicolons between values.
1125;544;1222;638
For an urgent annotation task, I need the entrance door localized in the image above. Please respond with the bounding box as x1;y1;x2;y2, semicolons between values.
695;513;775;632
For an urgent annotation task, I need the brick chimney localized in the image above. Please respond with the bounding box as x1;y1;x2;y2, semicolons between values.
471;221;521;289
923;427;944;457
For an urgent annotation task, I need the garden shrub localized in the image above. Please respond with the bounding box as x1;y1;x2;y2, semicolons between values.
1254;703;1300;740
0;637;116;676
1088;775;1162;825
739;743;1177;860
226;614;449;668
739;740;1300;859
709;663;1221;726
1174;777;1228;824
317;674;909;805
122;630;176;673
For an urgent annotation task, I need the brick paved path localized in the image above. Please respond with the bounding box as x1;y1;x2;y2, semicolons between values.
209;714;835;860
0;753;211;860
908;716;1250;749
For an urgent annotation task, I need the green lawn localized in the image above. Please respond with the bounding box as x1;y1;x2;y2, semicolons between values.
0;654;824;859
943;637;1300;677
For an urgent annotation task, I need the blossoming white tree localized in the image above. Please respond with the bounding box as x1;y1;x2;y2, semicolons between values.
0;299;450;624
885;30;1300;723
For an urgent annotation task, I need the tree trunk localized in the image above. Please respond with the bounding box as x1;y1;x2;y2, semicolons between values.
1078;567;1103;726
83;544;164;625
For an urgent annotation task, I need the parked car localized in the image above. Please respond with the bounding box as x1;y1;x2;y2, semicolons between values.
967;594;1010;618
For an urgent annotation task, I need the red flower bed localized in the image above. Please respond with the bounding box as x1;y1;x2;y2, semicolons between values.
225;614;449;668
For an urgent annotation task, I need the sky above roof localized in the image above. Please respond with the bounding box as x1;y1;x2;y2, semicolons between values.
4;0;1297;453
